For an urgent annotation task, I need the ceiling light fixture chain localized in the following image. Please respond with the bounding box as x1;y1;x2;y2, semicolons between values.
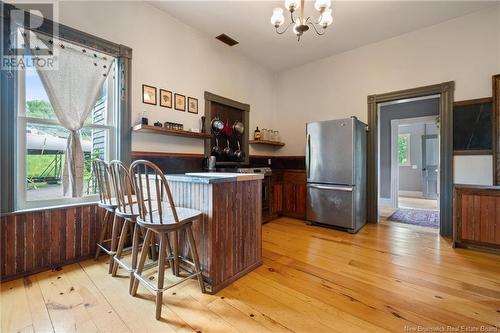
271;0;333;41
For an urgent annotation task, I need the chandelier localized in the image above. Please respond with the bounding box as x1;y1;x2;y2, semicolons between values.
270;0;333;41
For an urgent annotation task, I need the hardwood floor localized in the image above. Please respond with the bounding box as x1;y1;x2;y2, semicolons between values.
2;217;500;333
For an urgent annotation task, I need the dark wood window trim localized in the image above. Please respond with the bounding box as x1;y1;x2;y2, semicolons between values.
367;82;455;237
0;3;132;213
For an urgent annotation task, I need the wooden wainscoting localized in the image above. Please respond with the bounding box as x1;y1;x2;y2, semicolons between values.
0;204;106;281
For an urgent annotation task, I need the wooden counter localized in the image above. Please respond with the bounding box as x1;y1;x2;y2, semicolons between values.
453;185;500;252
166;174;263;293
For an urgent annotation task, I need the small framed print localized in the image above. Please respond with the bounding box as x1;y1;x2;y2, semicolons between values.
174;93;186;111
188;97;198;114
160;89;172;108
142;85;157;105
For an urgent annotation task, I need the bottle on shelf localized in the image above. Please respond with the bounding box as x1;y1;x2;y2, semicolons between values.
254;126;261;140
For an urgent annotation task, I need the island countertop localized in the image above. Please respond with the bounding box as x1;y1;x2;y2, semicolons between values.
166;172;264;184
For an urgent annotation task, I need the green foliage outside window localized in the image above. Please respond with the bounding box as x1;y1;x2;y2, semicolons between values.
398;134;410;166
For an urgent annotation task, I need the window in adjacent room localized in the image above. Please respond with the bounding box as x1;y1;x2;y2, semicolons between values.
398;133;411;167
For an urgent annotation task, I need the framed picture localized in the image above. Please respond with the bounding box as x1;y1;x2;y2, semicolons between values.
174;93;186;111
142;85;156;105
188;97;198;114
159;89;172;108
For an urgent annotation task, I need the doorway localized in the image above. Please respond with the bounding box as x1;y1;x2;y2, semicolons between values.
380;111;440;229
367;82;454;236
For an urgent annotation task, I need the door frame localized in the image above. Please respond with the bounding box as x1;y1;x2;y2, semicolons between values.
389;115;439;208
367;82;454;236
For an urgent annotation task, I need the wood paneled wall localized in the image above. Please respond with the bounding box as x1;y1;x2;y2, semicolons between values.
1;204;106;281
453;185;500;251
169;180;262;293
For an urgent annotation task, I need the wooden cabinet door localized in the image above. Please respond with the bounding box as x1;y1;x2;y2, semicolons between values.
283;171;307;219
272;183;283;214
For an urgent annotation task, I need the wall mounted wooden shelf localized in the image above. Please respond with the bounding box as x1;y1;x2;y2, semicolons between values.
132;124;211;139
249;140;285;147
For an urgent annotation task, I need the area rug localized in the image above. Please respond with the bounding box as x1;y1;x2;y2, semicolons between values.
388;208;439;228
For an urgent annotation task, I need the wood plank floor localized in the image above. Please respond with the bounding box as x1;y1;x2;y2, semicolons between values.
2;217;500;333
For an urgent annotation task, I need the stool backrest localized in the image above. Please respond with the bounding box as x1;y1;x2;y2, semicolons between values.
129;160;179;224
109;160;137;216
92;159;114;206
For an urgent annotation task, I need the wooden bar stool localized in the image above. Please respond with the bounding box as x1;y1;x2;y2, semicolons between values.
129;160;206;320
108;160;157;294
92;159;120;274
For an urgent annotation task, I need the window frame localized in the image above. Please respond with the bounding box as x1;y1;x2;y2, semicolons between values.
1;3;132;213
16;60;118;209
398;133;411;167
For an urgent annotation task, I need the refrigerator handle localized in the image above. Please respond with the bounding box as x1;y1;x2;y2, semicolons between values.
308;184;354;192
307;134;311;179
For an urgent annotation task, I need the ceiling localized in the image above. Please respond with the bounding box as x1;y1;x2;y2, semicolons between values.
150;1;495;72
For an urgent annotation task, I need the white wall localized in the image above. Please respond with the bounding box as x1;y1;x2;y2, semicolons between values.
275;5;500;184
57;1;277;155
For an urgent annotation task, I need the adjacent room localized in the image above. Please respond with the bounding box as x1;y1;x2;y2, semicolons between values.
1;1;500;332
378;96;441;230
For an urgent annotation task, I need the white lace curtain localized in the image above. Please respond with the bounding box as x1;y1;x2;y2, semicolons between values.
25;30;114;197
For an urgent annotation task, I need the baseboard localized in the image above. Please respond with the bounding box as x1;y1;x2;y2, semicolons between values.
399;190;423;198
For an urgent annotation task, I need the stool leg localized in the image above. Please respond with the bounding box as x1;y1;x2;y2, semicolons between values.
112;219;129;276
95;210;110;260
150;233;158;261
186;225;205;293
108;214;121;274
172;230;179;276
129;223;140;294
132;229;152;296
165;233;174;273
156;232;167;320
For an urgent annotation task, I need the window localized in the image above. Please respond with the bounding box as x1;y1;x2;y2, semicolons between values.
16;49;118;209
398;133;411;166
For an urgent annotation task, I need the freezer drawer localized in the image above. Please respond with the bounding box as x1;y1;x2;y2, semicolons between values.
306;183;355;229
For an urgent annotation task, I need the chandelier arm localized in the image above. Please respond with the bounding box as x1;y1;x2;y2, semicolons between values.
275;21;294;35
290;10;295;24
308;22;326;36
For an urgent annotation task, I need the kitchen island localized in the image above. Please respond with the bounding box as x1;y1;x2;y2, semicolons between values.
166;172;263;293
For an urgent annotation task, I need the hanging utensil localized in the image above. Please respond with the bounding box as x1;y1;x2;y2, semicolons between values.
233;120;244;136
222;119;233;138
211;117;224;135
211;137;222;156
234;139;246;162
223;139;234;158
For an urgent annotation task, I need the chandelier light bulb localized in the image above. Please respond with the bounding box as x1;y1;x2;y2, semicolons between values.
318;8;333;27
285;0;300;12
270;7;285;27
293;22;301;35
314;0;331;12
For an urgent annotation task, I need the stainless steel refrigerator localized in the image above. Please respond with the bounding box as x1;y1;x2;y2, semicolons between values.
306;117;367;233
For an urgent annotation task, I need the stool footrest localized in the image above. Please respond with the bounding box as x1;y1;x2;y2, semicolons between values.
113;244;152;272
133;270;202;294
